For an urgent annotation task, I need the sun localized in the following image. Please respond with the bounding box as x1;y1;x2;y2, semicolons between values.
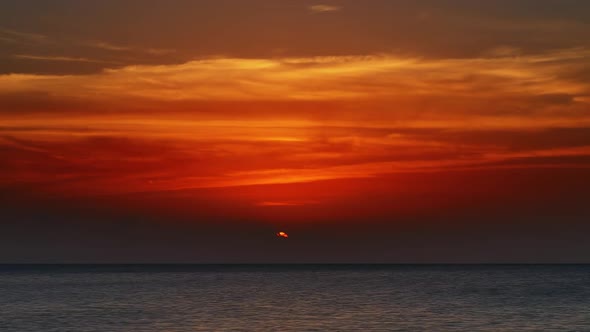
276;231;289;238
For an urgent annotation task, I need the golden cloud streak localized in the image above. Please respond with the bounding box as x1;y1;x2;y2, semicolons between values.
2;49;589;102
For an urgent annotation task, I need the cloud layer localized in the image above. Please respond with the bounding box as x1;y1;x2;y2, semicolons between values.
1;48;589;197
309;5;341;13
0;0;588;211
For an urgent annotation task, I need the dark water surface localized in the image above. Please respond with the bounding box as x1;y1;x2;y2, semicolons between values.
1;265;589;331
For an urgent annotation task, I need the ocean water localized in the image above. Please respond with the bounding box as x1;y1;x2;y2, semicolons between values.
1;265;589;331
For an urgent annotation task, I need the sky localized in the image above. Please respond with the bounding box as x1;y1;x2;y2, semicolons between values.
1;0;590;263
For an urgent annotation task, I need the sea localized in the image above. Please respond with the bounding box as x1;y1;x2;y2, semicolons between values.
1;265;589;331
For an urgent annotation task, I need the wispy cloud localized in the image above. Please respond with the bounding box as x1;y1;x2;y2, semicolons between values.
0;27;175;62
0;28;48;43
83;40;176;56
309;4;341;14
4;49;588;109
84;41;132;52
13;54;118;64
0;36;19;44
145;48;177;55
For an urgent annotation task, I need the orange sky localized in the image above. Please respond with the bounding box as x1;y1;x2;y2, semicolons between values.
1;0;590;262
2;52;589;198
